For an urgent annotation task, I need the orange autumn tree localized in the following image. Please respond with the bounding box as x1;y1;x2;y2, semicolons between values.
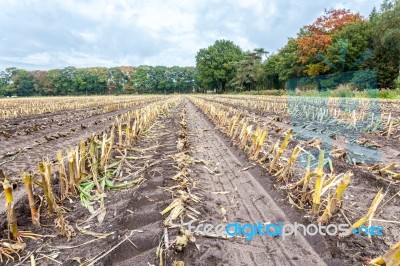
296;9;364;76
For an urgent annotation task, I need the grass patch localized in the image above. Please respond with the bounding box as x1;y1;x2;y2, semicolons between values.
237;84;400;99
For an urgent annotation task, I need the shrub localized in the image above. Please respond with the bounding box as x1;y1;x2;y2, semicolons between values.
328;84;354;98
351;69;377;90
240;89;286;96
377;88;400;99
395;76;400;89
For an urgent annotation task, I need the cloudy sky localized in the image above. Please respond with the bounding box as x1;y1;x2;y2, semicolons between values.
0;0;382;70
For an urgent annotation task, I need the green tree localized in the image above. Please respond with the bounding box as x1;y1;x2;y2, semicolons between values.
45;69;62;95
153;66;173;94
325;20;373;73
370;0;400;88
177;66;196;93
59;67;78;95
12;69;34;96
0;68;18;96
195;39;243;92
32;70;48;95
275;39;302;83
79;68;107;95
131;66;155;93
261;39;302;90
107;67;127;94
261;54;281;90
232;48;267;92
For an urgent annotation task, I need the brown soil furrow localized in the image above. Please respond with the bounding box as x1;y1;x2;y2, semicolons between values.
0;98;161;141
0;105;101;137
183;99;331;265
100;102;182;265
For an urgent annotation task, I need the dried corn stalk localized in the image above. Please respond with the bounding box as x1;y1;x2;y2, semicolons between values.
21;172;39;225
318;172;352;224
269;129;293;172
38;161;58;213
249;127;268;160
275;145;301;182
2;178;19;240
57;151;68;199
312;150;325;214
347;189;384;235
370;241;400;266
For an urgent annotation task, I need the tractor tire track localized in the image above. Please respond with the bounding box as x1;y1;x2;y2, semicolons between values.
182;97;341;265
99;100;182;265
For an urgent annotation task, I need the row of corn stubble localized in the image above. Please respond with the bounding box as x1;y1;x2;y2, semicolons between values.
0;97;177;264
189;96;399;266
158;101;201;266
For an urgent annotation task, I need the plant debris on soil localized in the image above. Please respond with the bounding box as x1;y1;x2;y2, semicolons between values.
0;95;399;266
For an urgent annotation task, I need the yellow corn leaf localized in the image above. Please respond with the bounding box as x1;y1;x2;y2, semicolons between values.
312;150;325;213
370;241;400;266
348;189;384;234
269;129;293;172
318;172;352;224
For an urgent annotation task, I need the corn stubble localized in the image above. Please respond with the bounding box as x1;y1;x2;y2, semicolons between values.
160;103;205;262
370;241;400;266
190;96;358;226
192;97;394;249
0;171;27;263
0;95;164;119
190;95;399;263
0;96;178;263
2;177;19;241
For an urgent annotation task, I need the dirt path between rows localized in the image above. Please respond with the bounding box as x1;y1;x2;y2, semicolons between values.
177;98;338;265
101;101;182;265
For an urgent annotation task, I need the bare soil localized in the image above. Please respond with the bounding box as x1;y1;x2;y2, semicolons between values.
0;96;398;266
171;100;331;265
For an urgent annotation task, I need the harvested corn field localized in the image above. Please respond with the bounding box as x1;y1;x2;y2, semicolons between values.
0;95;399;265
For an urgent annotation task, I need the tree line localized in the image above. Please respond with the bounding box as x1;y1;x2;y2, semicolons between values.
196;0;400;93
1;1;398;96
0;66;195;96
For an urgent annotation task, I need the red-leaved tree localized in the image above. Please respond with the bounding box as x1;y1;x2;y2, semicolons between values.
296;9;364;76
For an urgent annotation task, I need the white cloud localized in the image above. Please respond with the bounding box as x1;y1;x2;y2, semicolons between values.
135;5;196;37
23;53;52;65
0;0;383;70
71;31;98;43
